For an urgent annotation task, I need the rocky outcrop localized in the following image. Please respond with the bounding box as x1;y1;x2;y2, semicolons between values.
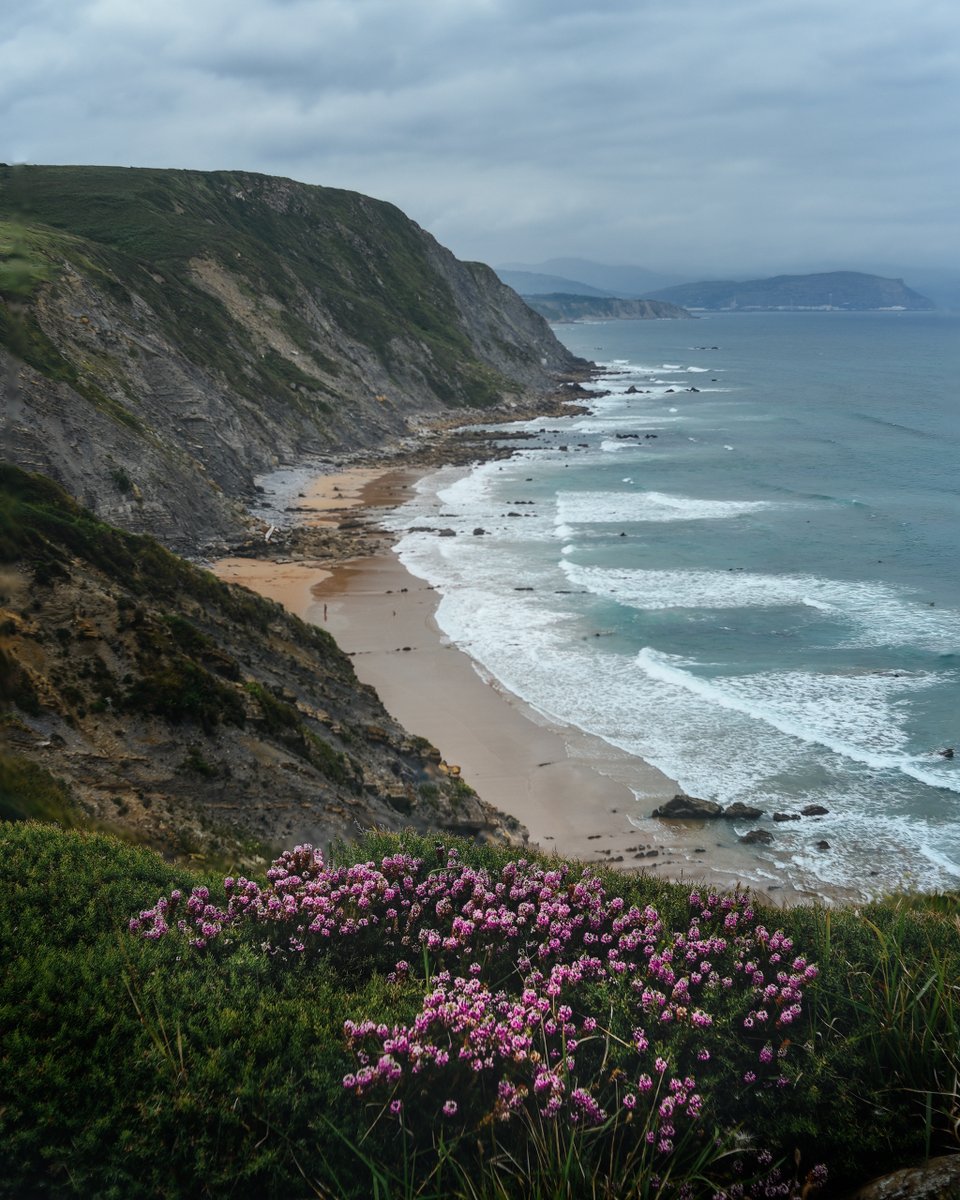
721;801;765;819
651;794;724;819
848;1155;960;1200
0;165;587;554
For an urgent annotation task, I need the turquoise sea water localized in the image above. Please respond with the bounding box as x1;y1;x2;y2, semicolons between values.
386;312;960;897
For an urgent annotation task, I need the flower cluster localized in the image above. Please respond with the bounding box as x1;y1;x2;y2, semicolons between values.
132;845;818;1166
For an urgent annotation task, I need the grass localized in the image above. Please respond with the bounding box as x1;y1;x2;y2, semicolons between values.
0;752;81;825
0;819;957;1198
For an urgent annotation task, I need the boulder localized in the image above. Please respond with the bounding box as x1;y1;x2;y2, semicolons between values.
722;802;764;820
740;829;774;845
850;1154;960;1200
801;804;830;816
652;793;724;819
773;812;802;822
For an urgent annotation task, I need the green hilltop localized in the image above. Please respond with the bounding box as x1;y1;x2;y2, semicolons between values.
0;165;581;549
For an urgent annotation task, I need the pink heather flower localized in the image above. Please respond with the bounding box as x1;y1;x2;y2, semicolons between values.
743;1071;756;1084
442;1100;458;1117
622;1093;637;1110
655;1056;668;1074
390;1099;403;1115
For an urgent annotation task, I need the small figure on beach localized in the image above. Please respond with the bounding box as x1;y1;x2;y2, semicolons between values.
323;603;328;621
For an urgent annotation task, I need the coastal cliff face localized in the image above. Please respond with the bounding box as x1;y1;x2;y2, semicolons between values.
0;467;525;863
0;166;584;553
522;294;693;322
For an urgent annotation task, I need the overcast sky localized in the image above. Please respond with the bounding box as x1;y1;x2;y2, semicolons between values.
2;0;958;278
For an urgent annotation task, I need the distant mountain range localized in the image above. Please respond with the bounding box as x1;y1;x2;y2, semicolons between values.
648;272;934;312
496;260;938;313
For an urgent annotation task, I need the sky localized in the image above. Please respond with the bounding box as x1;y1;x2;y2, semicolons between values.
2;0;959;280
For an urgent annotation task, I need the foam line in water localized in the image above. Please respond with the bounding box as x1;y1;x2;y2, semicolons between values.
634;647;957;789
561;562;960;651
556;491;772;525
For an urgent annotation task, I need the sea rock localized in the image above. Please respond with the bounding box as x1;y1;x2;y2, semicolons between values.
438;528;456;537
773;812;802;822
740;829;774;845
815;840;831;850
722;802;764;820
472;527;488;535
652;793;724;819
801;804;830;816
850;1154;960;1200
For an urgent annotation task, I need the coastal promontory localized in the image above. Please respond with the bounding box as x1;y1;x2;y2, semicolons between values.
0;165;586;553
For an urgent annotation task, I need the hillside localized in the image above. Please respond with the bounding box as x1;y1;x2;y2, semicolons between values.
522;294;693;322
0;465;523;866
0;165;585;552
648;271;934;311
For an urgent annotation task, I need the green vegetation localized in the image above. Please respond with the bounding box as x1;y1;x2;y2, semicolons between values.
125;658;246;733
0;463;273;632
0;219;143;429
0;753;80;825
0;221;55;297
0;164;517;413
0;821;957;1198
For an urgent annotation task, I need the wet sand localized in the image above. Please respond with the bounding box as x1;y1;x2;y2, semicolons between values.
214;467;831;903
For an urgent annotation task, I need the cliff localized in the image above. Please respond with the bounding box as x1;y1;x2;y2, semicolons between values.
0;166;585;553
0;466;525;864
521;294;693;322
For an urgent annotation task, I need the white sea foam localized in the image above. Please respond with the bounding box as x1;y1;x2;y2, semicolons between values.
633;647;955;785
376;357;960;895
392;510;960;892
555;491;772;526
560;563;960;651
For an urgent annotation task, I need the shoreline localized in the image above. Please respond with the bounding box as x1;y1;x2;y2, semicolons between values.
214;465;838;905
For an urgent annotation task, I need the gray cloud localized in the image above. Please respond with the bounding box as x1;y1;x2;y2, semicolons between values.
2;0;958;277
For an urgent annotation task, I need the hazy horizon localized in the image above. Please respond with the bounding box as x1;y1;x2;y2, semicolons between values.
2;1;958;280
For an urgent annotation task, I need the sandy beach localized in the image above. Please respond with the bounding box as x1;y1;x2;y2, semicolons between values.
214;466;832;903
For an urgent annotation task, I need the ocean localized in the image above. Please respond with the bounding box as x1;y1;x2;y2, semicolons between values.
383;311;960;898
